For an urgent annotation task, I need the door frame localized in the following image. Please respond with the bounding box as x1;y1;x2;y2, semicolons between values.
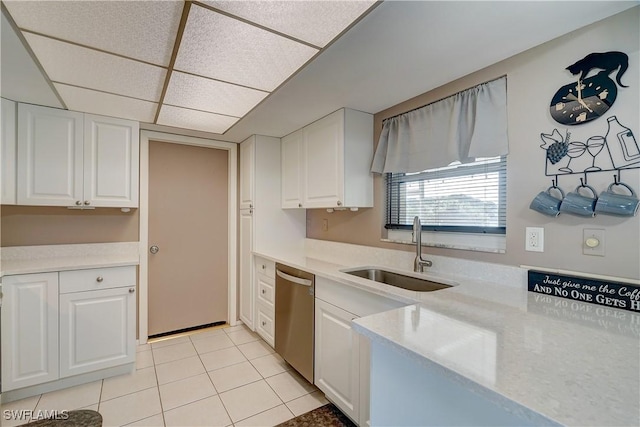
139;130;238;344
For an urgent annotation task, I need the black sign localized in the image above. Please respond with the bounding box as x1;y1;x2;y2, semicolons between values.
528;270;640;313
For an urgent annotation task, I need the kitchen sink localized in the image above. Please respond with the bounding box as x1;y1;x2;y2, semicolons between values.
342;267;454;292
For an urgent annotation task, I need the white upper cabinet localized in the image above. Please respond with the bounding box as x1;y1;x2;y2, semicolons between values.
1;97;17;204
84;114;139;208
281;129;303;208
16;103;139;208
281;108;373;209
239;135;255;210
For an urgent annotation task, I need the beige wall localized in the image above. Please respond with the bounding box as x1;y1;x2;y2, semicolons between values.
308;8;640;280
1;205;139;246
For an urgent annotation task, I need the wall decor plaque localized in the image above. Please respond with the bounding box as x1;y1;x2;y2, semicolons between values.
528;270;640;313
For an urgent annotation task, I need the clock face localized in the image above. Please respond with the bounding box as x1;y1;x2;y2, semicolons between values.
549;74;617;125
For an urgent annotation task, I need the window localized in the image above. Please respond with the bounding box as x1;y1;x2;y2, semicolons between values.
385;156;506;234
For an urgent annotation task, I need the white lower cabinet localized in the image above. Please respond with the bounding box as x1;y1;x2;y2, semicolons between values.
1;266;136;393
314;276;407;426
254;256;275;347
1;272;59;391
59;286;136;377
315;298;360;422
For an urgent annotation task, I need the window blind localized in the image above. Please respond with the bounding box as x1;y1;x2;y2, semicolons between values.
385;156;507;234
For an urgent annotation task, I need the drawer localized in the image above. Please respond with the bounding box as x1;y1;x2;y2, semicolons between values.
256;275;275;307
59;266;136;294
254;256;275;279
256;304;274;347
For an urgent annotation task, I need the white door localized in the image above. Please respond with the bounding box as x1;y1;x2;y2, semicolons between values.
239;136;255;210
1;272;59;391
281;129;303;208
239;208;254;329
315;298;360;421
303;110;344;208
59;287;135;377
83;114;139;208
17;103;84;206
148;141;229;336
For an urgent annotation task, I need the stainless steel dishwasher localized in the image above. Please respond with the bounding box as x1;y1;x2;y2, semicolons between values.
275;263;315;383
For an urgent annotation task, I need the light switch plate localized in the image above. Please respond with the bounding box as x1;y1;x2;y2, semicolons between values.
583;228;605;256
525;227;544;252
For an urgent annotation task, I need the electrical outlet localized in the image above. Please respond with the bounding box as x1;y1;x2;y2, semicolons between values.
525;227;544;252
583;228;605;256
322;219;329;232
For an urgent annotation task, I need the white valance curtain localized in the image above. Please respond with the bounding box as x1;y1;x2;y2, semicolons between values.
371;76;508;173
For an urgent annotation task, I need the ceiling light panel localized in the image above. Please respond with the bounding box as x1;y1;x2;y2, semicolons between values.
24;33;166;102
202;0;377;47
164;72;268;118
3;0;183;66
54;84;158;123
157;105;239;135
175;5;318;92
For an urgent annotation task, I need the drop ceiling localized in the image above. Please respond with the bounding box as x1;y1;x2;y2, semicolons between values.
1;1;638;143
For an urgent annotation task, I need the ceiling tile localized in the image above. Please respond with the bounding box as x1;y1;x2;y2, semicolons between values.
157;105;239;135
24;33;166;102
54;83;158;123
202;0;377;47
3;0;183;66
163;72;268;118
174;5;318;92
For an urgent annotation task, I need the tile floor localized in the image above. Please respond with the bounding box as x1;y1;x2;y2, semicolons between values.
1;324;328;426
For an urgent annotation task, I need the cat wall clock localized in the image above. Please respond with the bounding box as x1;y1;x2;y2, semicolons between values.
550;51;629;126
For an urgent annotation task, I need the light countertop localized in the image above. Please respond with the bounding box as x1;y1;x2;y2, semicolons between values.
256;241;640;427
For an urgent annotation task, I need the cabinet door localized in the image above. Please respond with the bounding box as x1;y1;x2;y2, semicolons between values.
255;304;275;348
84;114;139;207
17;103;84;206
281;129;303;208
239;136;255;210
239;209;254;329
303;110;344;208
59;286;136;377
315;298;359;422
1;98;17;204
1;272;59;391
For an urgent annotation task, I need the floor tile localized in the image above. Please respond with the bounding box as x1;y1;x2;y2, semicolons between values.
124;413;165;426
208;361;262;393
99;387;162;427
155;355;205;385
152;341;197;365
285;390;329;416
159;373;217;411
136;343;151;352
237;340;275;360
200;346;247;372
223;324;250;334
150;336;191;349
163;395;231;427
36;380;102;412
136;350;154;370
192;334;235;355
234;404;295;427
266;370;317;403
101;366;157;401
189;328;227;341
0;396;41;427
226;329;260;346
250;353;290;378
218;380;282;423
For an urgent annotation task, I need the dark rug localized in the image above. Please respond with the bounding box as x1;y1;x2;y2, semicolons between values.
276;403;356;427
18;410;102;427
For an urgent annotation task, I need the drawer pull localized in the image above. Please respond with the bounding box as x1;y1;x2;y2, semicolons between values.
96;277;104;283
129;288;136;293
262;289;266;294
261;265;266;270
262;321;266;326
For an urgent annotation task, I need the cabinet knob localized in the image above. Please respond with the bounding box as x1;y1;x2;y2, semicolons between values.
249;209;253;214
337;200;342;206
84;200;90;206
129;288;136;293
249;204;253;209
75;200;82;206
261;265;266;270
298;203;303;208
262;321;266;326
96;276;104;283
262;289;266;294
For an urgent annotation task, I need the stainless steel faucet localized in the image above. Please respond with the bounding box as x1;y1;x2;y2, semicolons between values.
412;216;432;272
